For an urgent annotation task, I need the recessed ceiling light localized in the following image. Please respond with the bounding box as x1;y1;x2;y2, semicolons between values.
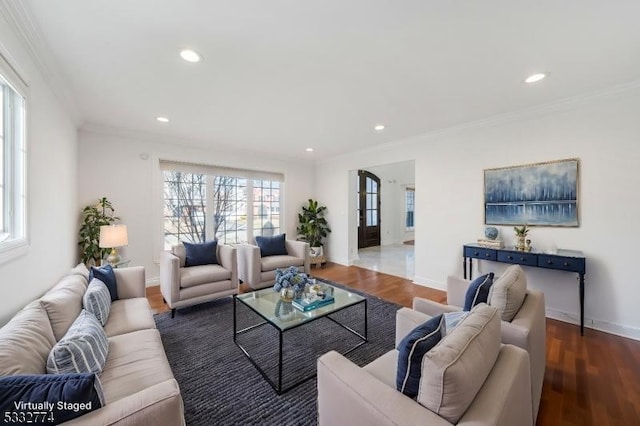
180;49;202;63
305;148;314;152
525;73;547;84
156;116;170;123
374;124;385;131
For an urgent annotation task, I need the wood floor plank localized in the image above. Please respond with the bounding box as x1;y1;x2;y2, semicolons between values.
147;262;640;425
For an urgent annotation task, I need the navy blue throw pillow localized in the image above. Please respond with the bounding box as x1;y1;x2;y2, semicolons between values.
463;273;495;311
396;314;446;397
0;373;104;424
184;240;218;267
89;264;118;301
255;234;287;257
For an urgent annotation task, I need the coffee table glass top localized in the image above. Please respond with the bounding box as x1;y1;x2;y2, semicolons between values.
236;283;365;331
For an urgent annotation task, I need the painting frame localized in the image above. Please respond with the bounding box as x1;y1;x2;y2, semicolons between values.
484;158;579;227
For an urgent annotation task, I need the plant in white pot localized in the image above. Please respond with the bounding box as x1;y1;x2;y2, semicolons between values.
297;199;331;257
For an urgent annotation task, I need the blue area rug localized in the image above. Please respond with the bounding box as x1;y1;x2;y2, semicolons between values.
154;280;400;425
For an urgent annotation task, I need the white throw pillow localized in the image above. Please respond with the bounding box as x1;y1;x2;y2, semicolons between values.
488;264;527;322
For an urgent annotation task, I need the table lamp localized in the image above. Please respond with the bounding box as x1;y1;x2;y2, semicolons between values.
99;224;128;266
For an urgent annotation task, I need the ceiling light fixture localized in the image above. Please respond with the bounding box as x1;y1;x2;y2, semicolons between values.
525;73;547;84
305;148;314;152
374;124;385;131
156;116;170;123
180;49;202;63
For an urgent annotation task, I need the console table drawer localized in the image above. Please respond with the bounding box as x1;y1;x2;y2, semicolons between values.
538;255;585;273
497;251;537;266
464;246;496;261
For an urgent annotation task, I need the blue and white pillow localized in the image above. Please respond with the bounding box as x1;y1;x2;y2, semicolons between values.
47;310;109;375
463;273;495;311
443;311;469;334
83;279;111;326
396;314;446;397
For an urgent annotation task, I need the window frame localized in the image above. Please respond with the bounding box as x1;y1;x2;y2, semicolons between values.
405;187;415;231
0;51;28;265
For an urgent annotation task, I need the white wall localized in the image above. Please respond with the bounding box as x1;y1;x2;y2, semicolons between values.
316;87;640;339
77;129;315;283
361;161;415;246
0;17;78;325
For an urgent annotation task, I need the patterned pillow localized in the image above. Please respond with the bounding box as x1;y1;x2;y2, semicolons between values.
396;314;446;397
463;273;494;311
83;279;111;326
47;310;109;375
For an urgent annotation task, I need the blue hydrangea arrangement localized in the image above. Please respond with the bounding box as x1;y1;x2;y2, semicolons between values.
273;266;310;294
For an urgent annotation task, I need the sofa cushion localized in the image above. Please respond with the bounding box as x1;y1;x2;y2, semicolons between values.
0;301;56;376
261;255;303;272
184;240;218;267
256;233;287;257
463;272;494;311
418;303;501;424
69;263;90;286
83;279;111;326
180;264;231;288
171;244;187;268
363;350;398;388
40;275;87;341
47;310;109;375
90;265;119;302
0;373;104;423
100;329;175;404
489;264;527;322
104;298;156;337
396;314;445;397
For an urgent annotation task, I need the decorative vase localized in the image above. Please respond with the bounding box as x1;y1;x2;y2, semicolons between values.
516;235;526;251
274;299;295;320
280;288;296;302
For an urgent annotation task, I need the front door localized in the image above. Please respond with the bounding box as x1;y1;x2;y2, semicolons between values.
358;170;381;248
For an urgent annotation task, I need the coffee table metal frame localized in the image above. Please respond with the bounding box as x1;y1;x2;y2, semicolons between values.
233;286;368;394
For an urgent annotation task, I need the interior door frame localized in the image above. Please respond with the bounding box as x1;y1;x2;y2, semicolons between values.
358;170;381;248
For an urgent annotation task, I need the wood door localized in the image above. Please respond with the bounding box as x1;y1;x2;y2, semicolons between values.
358;170;381;248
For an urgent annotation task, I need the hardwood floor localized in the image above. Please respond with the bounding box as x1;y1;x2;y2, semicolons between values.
147;262;640;425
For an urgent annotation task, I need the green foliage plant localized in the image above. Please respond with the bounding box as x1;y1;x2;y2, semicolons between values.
513;224;530;237
78;197;118;265
297;199;331;247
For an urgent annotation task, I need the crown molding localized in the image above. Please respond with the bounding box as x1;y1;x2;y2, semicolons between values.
0;0;82;125
318;79;640;165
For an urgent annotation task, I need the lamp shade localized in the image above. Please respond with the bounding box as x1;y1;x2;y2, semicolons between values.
99;224;128;248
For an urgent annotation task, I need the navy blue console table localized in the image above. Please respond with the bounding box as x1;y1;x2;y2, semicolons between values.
463;243;587;335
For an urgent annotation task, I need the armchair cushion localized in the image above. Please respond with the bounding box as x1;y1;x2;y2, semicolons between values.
261;255;304;271
463;272;494;311
184;240;218;267
180;264;231;288
396;314;445;397
418;303;501;424
255;233;287;257
489;265;527;322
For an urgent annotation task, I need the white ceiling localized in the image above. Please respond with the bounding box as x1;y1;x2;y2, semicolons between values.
25;0;640;160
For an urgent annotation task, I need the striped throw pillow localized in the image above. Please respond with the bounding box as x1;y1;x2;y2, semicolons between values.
47;310;109;375
83;279;111;326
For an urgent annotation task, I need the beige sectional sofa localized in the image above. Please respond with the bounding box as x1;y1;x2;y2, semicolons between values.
0;264;185;425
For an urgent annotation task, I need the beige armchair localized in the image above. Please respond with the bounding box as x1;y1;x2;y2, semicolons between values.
237;239;310;290
317;304;533;426
412;274;546;422
160;243;238;317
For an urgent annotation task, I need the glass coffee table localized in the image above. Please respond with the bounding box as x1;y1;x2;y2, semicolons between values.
233;283;367;394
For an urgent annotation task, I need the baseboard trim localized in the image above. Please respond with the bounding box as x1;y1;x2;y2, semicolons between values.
412;276;445;291
546;308;640;341
146;277;160;287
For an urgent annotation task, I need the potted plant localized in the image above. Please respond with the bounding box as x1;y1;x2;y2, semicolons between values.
78;197;119;266
297;199;331;257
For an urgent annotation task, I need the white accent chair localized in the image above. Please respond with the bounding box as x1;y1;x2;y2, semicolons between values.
160;243;239;317
237;239;310;290
317;304;534;426
412;274;546;422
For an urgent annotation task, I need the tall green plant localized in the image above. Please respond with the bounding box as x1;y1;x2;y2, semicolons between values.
297;199;331;247
78;197;118;265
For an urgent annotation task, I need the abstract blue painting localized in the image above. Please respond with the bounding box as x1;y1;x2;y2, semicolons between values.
484;158;579;227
